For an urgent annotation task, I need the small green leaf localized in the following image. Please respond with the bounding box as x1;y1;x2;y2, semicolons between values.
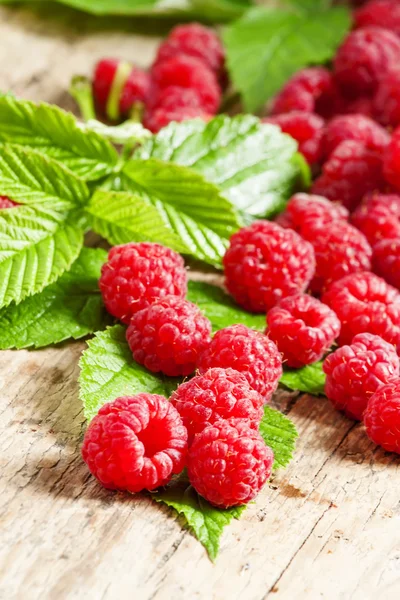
223;5;351;112
79;325;179;421
187;280;265;332
0;248;109;349
0;95;118;181
259;406;298;471
280;361;326;396
152;479;245;561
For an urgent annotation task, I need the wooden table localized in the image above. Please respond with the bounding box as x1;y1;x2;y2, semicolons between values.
1;5;400;599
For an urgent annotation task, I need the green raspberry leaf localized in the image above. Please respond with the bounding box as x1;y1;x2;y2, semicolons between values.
79;325;180;421
0;248;109;349
0;95;118;181
152;479;245;562
259;406;298;471
223;5;351;112
280;361;326;396
187;280;265;332
135;115;308;218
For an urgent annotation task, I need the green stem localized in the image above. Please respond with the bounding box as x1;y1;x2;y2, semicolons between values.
69;75;96;122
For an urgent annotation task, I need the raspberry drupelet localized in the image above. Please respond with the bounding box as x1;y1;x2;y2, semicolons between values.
267;294;341;368
187;420;274;508
264;111;325;165
322;114;390;160
364;380;400;453
323;333;400;420
81;394;188;493
275;193;349;233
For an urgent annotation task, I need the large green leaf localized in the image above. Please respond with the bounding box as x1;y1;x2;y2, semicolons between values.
0;96;118;181
259;406;298;471
280;361;326;396
135;115;307;218
223;5;351;112
0;248;109;349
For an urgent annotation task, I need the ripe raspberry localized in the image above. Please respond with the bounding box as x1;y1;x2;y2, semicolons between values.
223;221;315;313
275;193;349;233
126;296;212;377
0;196;18;209
354;0;400;38
143;106;210;133
351;194;400;246
198;324;282;402
150;55;221;114
119;67;150;119
81;394;188;493
149;85;204;111
311;140;385;211
266;294;340;368
264;111;325;165
155;23;225;79
364;380;400;453
301;221;372;294
323;333;399;420
322;114;390;159
383;126;400;191
170;368;264;443
322;271;400;348
373;69;400;127
334;27;400;96
187;420;274;507
93;58;117;116
271;67;342;119
343;95;375;118
99;242;187;324
372;238;400;289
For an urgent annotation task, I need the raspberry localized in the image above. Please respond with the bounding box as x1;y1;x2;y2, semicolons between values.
383;126;400;191
126;296;211;377
334;27;400;96
301;221;372;294
119;67;150;119
343;95;375;118
351;194;400;246
311;140;385;211
150;55;221;114
354;0;400;38
149;85;204;111
223;221;315;313
143;106;210;133
187;420;274;507
373;69;400;127
198;324;282;402
271;67;342;119
266;294;340;368
155;23;225;79
93;58;117;116
0;196;18;209
322;114;390;159
364;380;400;453
81;394;188;493
264;111;325;165
372;238;400;288
275;193;349;233
170;368;264;443
99;242;187;324
323;333;399;420
322;271;400;348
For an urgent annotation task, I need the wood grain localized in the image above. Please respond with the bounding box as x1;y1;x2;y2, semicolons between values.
0;5;400;599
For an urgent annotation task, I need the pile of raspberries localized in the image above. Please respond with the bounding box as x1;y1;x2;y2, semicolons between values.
91;23;225;132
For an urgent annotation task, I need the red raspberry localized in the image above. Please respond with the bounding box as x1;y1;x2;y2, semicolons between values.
311;140;385;211
119;67;150;119
170;368;264;443
81;394;188;493
264;111;325;165
301;221;372;294
372;238;400;288
223;221;315;313
155;23;225;79
323;333;399;420
126;296;211;377
198;324;282;402
334;27;400;96
354;0;400;38
93;58;117;116
99;243;187;324
266;294;340;368
364;380;400;453
322;271;400;348
383;126;400;191
373;69;400;127
143;106;210;133
187;420;274;507
148;85;204;111
351;193;400;246
275;193;349;233
322;114;390;159
150;55;221;114
0;196;18;209
271;67;342;119
343;95;375;118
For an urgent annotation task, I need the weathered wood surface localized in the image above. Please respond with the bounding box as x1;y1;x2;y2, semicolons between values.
0;5;400;599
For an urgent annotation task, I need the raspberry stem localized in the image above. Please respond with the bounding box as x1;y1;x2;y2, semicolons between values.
69;75;96;122
106;61;132;122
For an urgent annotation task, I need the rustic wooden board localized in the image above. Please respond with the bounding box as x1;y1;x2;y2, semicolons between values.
0;5;400;599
